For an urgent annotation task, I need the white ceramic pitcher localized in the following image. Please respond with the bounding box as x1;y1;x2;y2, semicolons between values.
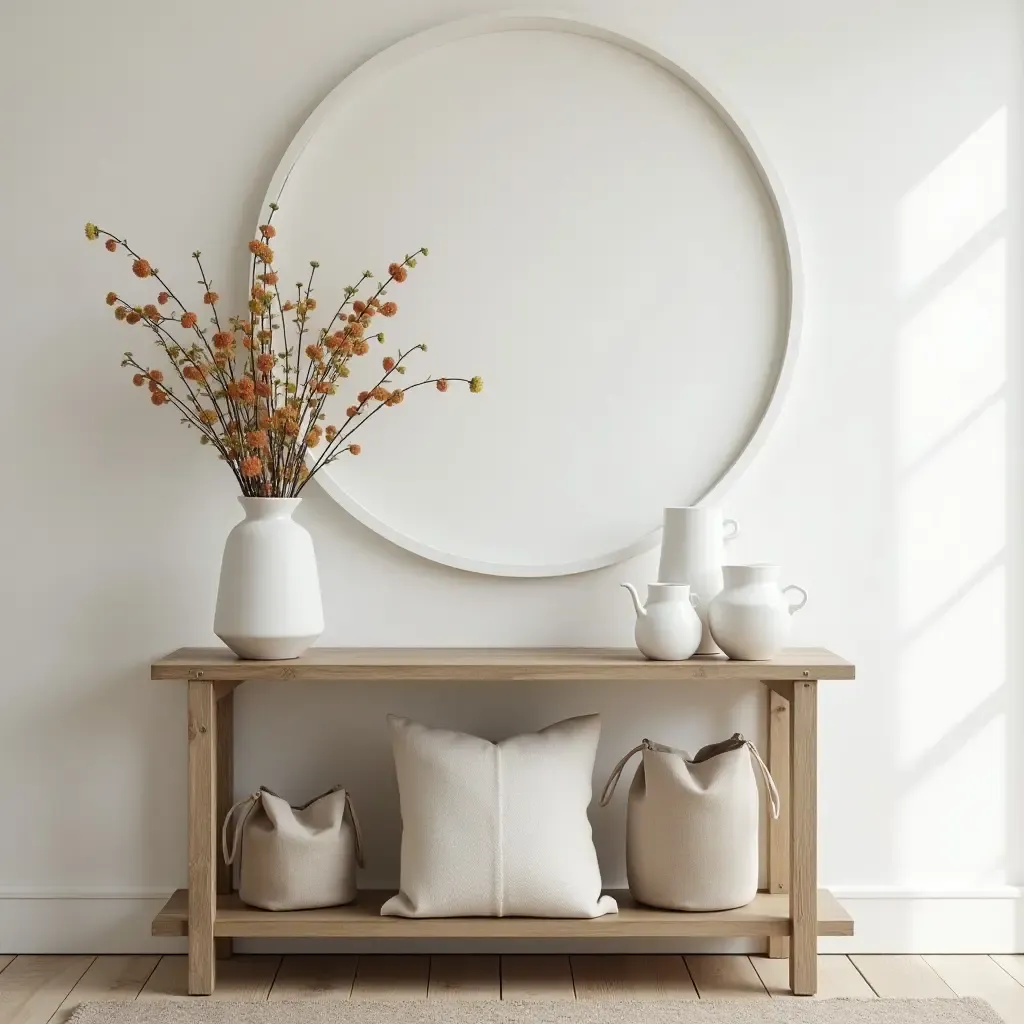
621;583;703;661
657;507;739;655
708;564;807;661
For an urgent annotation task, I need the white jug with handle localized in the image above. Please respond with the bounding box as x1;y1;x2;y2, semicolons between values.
621;583;702;661
657;507;739;655
708;564;808;661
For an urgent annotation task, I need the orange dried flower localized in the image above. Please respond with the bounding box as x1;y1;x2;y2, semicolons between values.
132;258;152;278
325;425;338;441
352;301;366;315
132;373;145;386
114;306;127;321
149;369;164;383
157;291;169;305
353;340;369;356
203;291;218;305
255;380;272;398
305;426;323;448
349;444;361;455
386;388;404;406
246;430;269;450
242;336;254;349
371;386;389;402
282;300;295;312
260;224;276;238
106;292;118;306
143;304;159;319
314;381;335;395
182;365;204;382
151;391;168;405
388;263;408;283
346;405;359;417
436;378;449;392
382;356;395;371
248;240;274;263
237;377;256;403
259;271;279;285
257;329;272;343
105;239;118;252
306;297;317;311
212;331;232;349
199;409;218;425
380;301;398;317
357;391;369;403
240;455;263;478
256;353;275;374
180;312;198;329
305;344;325;361
125;311;141;325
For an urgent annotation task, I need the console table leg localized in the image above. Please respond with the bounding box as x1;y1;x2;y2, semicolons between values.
789;679;818;996
188;680;216;995
215;688;234;961
767;687;791;959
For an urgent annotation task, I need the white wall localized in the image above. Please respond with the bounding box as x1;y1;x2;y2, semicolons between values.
1;0;1020;953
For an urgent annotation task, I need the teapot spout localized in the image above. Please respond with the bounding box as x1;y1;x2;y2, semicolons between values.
620;582;646;618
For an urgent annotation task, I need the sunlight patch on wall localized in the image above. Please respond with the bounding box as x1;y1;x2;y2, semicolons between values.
898;109;1007;291
895;108;1007;887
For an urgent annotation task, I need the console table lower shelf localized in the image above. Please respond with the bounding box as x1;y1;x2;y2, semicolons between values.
153;888;853;940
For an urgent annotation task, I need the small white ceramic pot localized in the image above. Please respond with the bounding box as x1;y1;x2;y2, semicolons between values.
621;582;703;661
708;564;807;661
214;497;324;660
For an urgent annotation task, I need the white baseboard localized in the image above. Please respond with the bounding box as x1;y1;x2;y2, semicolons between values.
1;887;1022;954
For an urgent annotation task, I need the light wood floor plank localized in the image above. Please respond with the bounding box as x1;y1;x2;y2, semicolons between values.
428;956;500;1000
992;955;1024;987
52;956;159;1023
571;955;697;1000
925;955;1024;1023
351;956;429;1000
0;956;94;1024
849;955;956;998
685;955;769;999
137;955;280;1000
0;961;13;977
500;956;574;1001
750;955;875;998
269;956;356;1000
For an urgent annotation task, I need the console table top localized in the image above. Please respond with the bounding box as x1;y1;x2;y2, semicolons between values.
152;646;854;681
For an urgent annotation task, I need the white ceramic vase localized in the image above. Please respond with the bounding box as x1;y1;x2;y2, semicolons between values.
707;564;807;661
621;582;703;661
214;497;324;660
657;506;739;655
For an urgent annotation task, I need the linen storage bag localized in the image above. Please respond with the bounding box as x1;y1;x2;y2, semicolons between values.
600;733;779;912
221;786;363;911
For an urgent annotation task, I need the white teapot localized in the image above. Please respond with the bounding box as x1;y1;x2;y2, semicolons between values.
708;564;807;661
621;583;702;661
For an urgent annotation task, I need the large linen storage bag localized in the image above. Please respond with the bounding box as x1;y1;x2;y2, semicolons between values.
382;714;617;919
222;786;363;911
600;733;779;912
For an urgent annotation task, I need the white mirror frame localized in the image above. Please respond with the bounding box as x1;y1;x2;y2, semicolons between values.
261;13;802;578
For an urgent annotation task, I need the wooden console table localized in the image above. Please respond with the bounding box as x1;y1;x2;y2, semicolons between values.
150;646;854;996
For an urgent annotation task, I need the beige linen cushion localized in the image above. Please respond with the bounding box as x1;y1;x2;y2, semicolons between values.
601;734;779;912
222;786;363;911
382;714;617;919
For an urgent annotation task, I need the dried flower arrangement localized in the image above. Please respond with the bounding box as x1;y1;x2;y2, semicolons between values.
85;206;482;496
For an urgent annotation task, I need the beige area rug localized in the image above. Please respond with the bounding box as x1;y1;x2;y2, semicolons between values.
69;999;1003;1023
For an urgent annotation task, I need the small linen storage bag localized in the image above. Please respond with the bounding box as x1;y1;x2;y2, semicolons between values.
600;733;779;912
222;786;364;911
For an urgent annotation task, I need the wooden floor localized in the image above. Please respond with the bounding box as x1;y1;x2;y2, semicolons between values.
2;954;1024;1023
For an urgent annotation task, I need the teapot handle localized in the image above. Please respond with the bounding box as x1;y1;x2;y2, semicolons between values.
723;518;739;541
783;584;808;614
